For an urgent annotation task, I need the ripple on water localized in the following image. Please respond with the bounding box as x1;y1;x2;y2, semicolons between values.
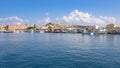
0;34;120;68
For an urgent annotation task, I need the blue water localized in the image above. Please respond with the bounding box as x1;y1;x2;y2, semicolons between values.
0;33;120;68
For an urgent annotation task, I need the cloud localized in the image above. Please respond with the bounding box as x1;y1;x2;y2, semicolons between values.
56;18;59;21
100;16;116;23
0;16;29;24
38;17;51;25
62;9;116;26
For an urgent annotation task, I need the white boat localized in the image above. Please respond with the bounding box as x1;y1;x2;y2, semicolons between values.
82;29;89;35
14;30;24;33
28;29;34;33
31;30;34;33
4;31;13;33
82;29;99;35
89;32;94;35
89;31;99;35
40;30;45;33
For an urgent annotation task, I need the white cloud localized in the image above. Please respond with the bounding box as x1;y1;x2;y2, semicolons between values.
0;16;29;24
38;17;51;24
100;16;116;23
62;9;117;26
45;17;51;23
56;18;59;21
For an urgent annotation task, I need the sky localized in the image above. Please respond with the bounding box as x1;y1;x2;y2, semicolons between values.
0;0;120;26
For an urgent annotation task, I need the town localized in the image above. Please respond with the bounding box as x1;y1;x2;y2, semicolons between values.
0;22;120;35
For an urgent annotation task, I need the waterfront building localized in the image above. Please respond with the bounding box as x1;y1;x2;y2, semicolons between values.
40;26;49;32
106;23;120;34
99;28;107;34
6;23;30;31
73;25;91;33
0;25;6;32
45;23;64;32
106;23;118;29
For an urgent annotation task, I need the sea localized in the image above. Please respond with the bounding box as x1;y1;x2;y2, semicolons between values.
0;33;120;68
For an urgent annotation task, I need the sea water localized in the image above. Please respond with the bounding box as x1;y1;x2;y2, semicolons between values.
0;33;120;68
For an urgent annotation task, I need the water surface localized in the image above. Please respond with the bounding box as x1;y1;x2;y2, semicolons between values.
0;33;120;68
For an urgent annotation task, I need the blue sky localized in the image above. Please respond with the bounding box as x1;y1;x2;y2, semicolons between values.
0;0;120;26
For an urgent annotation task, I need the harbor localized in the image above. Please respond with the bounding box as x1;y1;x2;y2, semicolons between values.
0;23;120;35
0;0;120;68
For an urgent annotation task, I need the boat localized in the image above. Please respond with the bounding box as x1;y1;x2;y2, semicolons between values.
89;32;94;35
82;29;99;35
39;30;45;33
82;29;89;35
27;29;34;33
3;31;13;33
14;30;24;33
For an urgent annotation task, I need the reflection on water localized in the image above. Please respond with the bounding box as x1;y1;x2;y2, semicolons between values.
0;33;120;68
